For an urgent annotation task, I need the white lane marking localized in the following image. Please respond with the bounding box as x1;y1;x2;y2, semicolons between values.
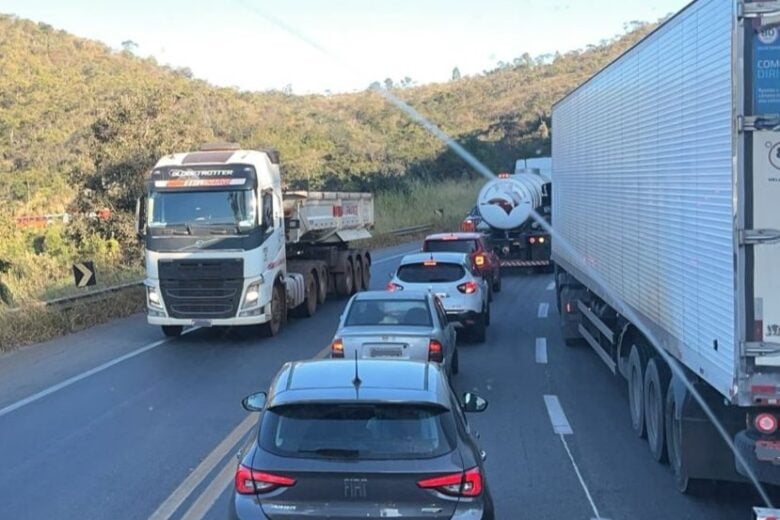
559;434;606;520
148;413;257;520
181;457;237;520
546;281;555;291
543;394;573;435
537;302;549;318
0;328;198;419
371;248;420;265
535;337;548;364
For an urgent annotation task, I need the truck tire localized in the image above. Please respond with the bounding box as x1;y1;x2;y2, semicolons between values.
665;379;712;495
628;344;646;438
293;273;318;318
361;253;371;289
451;348;459;376
162;325;183;338
353;256;364;293
485;301;491;326
316;269;327;304
644;357;670;462
335;258;354;296
260;284;283;337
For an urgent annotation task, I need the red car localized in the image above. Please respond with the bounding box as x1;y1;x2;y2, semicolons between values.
422;232;501;296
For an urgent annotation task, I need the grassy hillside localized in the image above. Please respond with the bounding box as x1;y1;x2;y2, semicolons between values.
0;13;653;305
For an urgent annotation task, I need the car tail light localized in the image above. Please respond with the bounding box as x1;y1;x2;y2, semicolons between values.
235;465;296;494
474;254;486;267
457;281;478;294
755;413;778;434
428;340;443;363
418;467;483;497
331;338;344;358
529;237;536;244
386;282;404;292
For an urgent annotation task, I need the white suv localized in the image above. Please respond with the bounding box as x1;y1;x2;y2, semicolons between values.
388;252;490;342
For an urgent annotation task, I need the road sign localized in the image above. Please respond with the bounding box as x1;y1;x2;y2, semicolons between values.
73;262;96;288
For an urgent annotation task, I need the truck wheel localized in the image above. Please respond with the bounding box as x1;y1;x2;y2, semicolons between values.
316;270;327;304
628;345;646;438
353;256;364;293
470;312;486;343
493;271;502;293
451;348;459;376
361;253;371;289
644;357;670;462
485;301;491;326
335;259;354;296
665;379;712;495
293;274;317;318
260;284;283;337
162;325;183;338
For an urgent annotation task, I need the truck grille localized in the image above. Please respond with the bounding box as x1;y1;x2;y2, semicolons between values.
158;259;243;319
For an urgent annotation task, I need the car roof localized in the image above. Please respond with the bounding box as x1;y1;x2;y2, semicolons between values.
267;359;451;408
425;232;482;240
350;290;430;301
399;252;469;265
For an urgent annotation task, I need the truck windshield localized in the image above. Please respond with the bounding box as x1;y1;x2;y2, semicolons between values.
147;190;256;231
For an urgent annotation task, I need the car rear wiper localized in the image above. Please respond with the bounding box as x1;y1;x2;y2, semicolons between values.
300;448;360;458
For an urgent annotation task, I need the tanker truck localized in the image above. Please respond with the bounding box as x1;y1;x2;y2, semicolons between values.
135;143;374;338
461;166;552;269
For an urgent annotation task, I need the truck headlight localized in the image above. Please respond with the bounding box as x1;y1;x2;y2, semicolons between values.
147;286;163;309
242;281;262;309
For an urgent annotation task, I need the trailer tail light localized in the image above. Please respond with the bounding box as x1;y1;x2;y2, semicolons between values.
529;237;536;244
235;465;296;494
565;302;575;314
457;281;478;294
331;338;344;358
386;282;404;292
538;236;546;244
755;413;778;435
474;254;486;267
428;340;443;363
418;467;483;497
461;219;476;232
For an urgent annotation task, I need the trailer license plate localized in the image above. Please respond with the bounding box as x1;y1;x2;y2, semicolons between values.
756;440;780;463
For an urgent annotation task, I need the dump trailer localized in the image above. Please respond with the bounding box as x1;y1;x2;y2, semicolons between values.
137;143;374;338
552;0;780;493
462;169;552;268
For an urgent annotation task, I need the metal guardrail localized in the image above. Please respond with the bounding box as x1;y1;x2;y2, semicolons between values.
3;225;434;313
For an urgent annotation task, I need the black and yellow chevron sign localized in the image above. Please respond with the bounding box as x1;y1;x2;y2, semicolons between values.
72;262;96;288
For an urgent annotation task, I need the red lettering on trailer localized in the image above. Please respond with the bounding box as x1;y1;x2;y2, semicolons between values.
332;206;343;217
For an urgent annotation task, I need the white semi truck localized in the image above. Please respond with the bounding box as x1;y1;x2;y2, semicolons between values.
552;0;780;493
136;143;374;338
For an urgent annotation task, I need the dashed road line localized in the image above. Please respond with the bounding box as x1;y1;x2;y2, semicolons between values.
535;337;548;364
537;302;549;318
149;413;256;520
560;434;607;520
546;281;555;291
543;394;572;435
0;328;199;419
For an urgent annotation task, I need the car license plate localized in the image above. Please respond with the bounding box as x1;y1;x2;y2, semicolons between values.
192;320;212;327
369;345;403;357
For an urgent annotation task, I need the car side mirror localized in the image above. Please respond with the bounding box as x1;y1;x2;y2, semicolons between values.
462;392;488;413
241;391;267;412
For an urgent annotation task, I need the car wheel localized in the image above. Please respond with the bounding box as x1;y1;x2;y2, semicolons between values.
493;270;502;293
470;312;486;343
451;348;459;375
162;325;183;338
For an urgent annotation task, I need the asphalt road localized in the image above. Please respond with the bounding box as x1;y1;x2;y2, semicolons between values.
0;241;770;520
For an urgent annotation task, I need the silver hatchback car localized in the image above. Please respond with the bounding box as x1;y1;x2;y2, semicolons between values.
331;290;459;375
388;252;490;342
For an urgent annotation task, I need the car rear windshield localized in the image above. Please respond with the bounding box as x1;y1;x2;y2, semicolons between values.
397;262;465;283
260;403;456;460
346;299;432;327
424;239;477;254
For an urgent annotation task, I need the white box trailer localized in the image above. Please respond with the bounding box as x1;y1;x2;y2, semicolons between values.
551;0;780;492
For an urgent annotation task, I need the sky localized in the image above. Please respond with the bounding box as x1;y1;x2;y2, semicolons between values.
3;0;689;94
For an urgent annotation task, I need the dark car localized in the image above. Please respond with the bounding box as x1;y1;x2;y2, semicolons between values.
422;232;501;297
231;359;494;520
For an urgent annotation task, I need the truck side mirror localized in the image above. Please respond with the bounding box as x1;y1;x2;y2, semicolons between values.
135;196;146;239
